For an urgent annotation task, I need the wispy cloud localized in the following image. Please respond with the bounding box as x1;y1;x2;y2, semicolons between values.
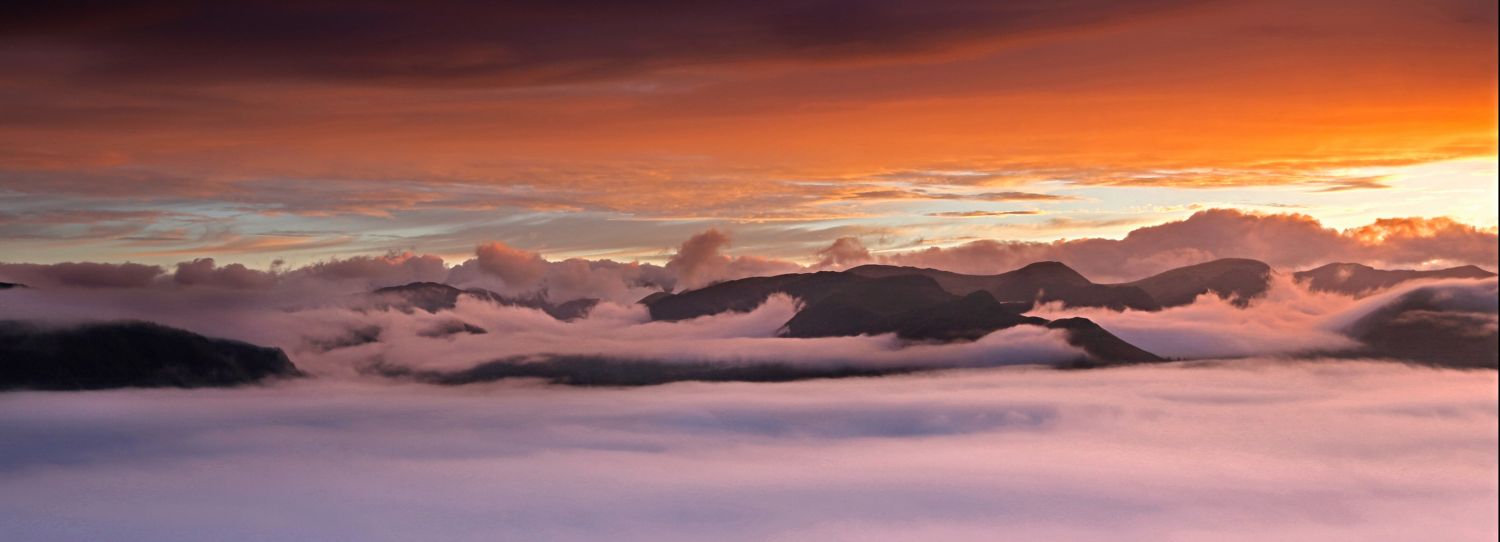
925;210;1043;218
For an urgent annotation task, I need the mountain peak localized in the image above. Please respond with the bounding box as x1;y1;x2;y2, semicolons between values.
373;281;460;294
1124;259;1271;308
1001;261;1090;285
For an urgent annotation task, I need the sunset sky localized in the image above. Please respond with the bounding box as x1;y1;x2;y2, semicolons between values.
2;0;1496;267
2;5;1498;539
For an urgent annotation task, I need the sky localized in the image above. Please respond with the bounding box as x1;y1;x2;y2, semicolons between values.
2;5;1497;537
1;0;1496;269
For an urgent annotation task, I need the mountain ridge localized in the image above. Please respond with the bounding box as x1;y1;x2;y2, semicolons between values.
1;320;302;390
1294;263;1496;296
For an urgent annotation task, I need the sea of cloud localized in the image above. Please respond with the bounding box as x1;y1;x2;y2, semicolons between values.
3;263;1496;379
1;360;1494;541
2;208;1497;539
1031;275;1498;360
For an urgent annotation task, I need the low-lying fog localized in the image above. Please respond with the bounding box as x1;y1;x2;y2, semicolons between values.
2;360;1495;541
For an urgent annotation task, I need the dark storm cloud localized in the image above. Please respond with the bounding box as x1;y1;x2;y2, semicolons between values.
2;0;1202;86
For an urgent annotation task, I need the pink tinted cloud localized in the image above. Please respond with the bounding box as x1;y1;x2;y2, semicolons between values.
0;361;1493;541
665;229;801;290
875;209;1498;281
814;237;874;269
294;252;449;287
473;242;549;290
0;261;162;288
173;258;277;289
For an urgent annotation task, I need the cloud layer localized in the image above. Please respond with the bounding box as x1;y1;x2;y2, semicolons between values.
868;210;1499;281
4;209;1496;296
1;361;1494;541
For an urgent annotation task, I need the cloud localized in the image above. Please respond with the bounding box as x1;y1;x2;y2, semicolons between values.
665;229;801;290
4;209;1495;302
0;361;1493;541
1313;175;1392;192
172;258;277;289
0;261;162;288
448;255;677;304
538;258;673;304
473;242;548;290
8;257;1493;383
1031;274;1360;359
925;210;1042;218
1345;217;1500;267
293;252;449;288
881;209;1499;282
835;189;1074;203
2;229;1494;542
1;1;1202;87
665;229;734;289
813;237;873;268
0;209;166;240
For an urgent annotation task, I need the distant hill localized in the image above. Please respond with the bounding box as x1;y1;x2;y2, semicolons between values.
847;261;1161;311
372;355;907;387
781;276;1045;340
1;320;302;390
1336;282;1498;369
371;282;598;321
1120;258;1272;307
645;267;1164;365
643;271;860;321
1045;318;1166;367
1295;263;1495;296
634;259;1322;366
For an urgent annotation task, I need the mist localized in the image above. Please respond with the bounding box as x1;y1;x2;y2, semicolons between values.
1;361;1494;541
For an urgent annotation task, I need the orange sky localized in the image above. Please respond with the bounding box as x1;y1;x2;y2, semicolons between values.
1;0;1495;264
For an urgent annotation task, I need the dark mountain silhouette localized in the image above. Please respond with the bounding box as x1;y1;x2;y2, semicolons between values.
782;278;1163;364
371;281;598;321
306;325;383;352
372;355;907;387
547;298;601;321
878;291;1044;342
1045;318;1164;366
645;269;1163;365
647;259;1284;322
847;261;1161;311
1;320;301;390
0;282;24;289
636;291;674;305
373;317;1169;386
781;276;1044;340
1295;263;1496;296
1119;258;1272;307
418;320;489;338
644;271;860;321
1336;283;1498;369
